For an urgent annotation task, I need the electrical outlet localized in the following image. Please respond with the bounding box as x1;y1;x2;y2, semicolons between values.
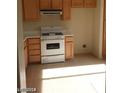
82;44;87;48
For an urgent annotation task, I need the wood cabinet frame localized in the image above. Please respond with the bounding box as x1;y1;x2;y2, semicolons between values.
22;0;40;21
65;36;74;60
40;0;62;10
84;0;97;8
71;0;84;8
62;0;71;20
26;38;41;64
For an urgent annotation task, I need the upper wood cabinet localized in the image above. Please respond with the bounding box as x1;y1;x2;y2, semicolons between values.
84;0;97;8
40;0;62;10
52;0;62;9
71;0;84;8
23;0;40;21
71;0;97;8
40;0;51;10
62;0;71;20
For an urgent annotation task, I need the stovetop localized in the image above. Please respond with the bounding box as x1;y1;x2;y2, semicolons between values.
42;32;63;36
41;26;65;40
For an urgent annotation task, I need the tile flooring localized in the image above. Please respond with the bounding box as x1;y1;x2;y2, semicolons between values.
26;54;106;93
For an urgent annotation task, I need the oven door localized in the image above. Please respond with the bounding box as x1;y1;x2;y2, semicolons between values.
41;39;65;56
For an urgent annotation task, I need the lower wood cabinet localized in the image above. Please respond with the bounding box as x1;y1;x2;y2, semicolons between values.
24;36;74;65
29;50;40;56
28;38;41;63
65;36;74;60
29;55;41;63
24;38;41;65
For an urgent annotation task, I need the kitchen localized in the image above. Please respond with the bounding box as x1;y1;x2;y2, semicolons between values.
18;0;106;93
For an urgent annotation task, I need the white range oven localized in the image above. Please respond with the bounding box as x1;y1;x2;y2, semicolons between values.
41;26;65;63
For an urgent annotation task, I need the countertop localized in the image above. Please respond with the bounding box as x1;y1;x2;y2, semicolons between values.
23;30;73;41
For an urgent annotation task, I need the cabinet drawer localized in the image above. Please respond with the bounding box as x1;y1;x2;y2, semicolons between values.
71;0;84;8
84;0;97;8
29;50;40;56
29;44;40;50
65;36;74;42
29;55;41;63
28;38;40;44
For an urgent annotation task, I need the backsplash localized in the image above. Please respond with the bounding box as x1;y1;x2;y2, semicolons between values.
24;15;65;31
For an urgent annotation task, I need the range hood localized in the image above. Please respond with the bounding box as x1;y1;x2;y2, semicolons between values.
40;10;62;15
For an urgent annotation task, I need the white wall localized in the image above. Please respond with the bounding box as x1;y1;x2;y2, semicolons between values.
92;0;104;58
24;8;96;54
17;0;26;92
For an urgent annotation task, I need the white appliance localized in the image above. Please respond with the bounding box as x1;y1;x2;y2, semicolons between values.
41;26;65;63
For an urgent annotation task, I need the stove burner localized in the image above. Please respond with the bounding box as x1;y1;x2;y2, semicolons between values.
42;33;49;36
55;32;63;35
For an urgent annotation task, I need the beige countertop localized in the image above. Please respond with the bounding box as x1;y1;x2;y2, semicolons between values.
23;36;41;41
63;30;74;37
23;30;73;41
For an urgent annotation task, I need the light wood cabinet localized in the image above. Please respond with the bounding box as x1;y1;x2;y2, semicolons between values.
40;0;51;10
22;0;96;21
52;0;62;10
28;44;40;50
23;0;40;21
65;36;74;59
40;0;62;10
71;0;97;8
23;0;71;21
29;55;41;63
27;38;41;63
84;0;97;8
62;0;71;20
71;0;84;8
29;50;41;56
28;38;40;44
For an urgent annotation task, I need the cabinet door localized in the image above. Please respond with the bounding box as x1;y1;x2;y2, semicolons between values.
27;38;41;63
62;0;71;20
65;42;74;59
71;0;84;8
29;50;40;56
40;0;51;10
29;55;41;63
52;0;62;10
28;44;40;50
28;38;40;44
23;0;40;21
84;0;97;8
